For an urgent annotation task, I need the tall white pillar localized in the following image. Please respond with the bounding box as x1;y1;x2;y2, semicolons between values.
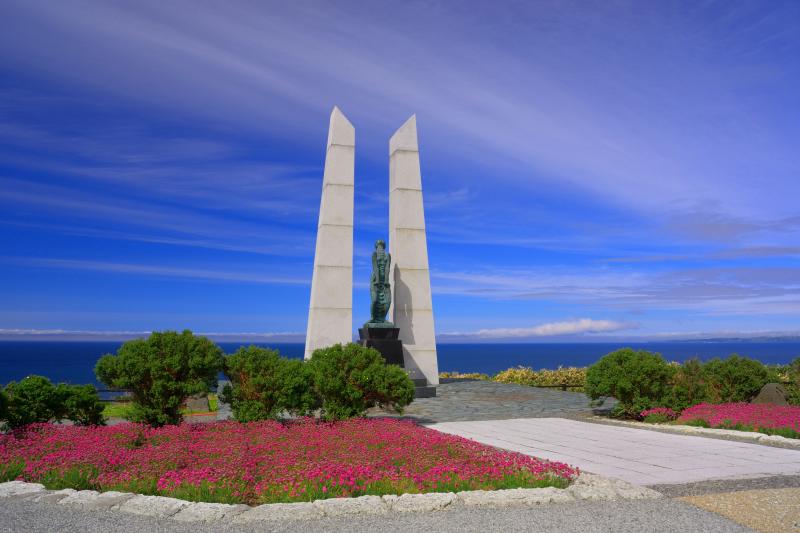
389;115;439;385
304;107;355;359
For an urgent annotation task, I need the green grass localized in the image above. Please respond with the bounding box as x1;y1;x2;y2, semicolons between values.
102;401;135;419
102;393;219;419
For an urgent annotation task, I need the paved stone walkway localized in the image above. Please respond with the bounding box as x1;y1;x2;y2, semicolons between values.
387;379;615;423
429;417;800;486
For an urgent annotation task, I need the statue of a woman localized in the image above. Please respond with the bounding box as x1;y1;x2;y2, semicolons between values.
368;240;393;325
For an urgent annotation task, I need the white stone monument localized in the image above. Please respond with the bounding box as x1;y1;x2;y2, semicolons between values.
304;109;439;388
304;107;355;359
388;115;439;385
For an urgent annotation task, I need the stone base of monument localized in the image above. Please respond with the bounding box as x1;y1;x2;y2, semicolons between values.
412;378;437;398
358;326;437;398
359;327;404;367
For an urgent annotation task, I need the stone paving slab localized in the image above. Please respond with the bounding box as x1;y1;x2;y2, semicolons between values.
374;380;614;423
428;417;800;486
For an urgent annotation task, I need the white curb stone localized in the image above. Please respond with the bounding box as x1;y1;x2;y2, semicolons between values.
0;481;46;498
232;502;323;523
457;487;574;507
58;490;135;510
759;434;798;446
313;495;387;516
31;488;78;503
1;473;663;522
570;473;662;500
387;492;458;512
172;502;250;523
117;494;190;518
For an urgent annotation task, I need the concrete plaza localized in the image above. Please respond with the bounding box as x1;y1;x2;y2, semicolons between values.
429;417;800;486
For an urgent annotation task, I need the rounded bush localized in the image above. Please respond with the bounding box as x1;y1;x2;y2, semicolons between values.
585;348;675;418
786;358;800;405
308;343;414;421
95;330;223;427
59;384;105;426
668;358;710;411
701;355;777;403
222;346;319;422
0;388;7;421
2;376;105;428
3;375;61;428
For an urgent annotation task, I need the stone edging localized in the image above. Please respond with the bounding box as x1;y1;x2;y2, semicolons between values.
590;417;800;448
0;473;661;523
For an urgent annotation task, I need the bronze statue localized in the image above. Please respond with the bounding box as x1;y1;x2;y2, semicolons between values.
367;239;393;326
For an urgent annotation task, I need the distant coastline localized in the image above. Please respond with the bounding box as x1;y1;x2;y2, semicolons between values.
1;330;799;344
1;339;798;386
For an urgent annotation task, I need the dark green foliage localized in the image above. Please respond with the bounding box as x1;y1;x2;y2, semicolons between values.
221;346;318;422
2;375;60;428
785;358;800;405
95;330;223;427
308;343;414;421
701;355;777;403
668;358;711;411
642;413;672;424
683;418;710;428
0;388;7;422
1;376;105;428
58;384;105;426
585;348;675;418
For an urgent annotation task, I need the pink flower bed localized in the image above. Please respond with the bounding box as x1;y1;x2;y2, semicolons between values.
677;403;800;433
0;418;578;504
639;407;678;420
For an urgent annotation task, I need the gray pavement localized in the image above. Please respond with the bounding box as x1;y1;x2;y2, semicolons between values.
0;496;750;533
429;417;800;485
380;379;615;423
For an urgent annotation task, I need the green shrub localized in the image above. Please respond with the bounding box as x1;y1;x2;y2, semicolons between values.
493;366;586;391
668;358;710;411
221;346;318;422
95;330;224;427
701;355;776;403
0;388;7;422
59;384;104;426
308;343;414;421
493;367;539;386
3;375;61;428
585;348;675;418
785;358;800;405
1;376;105;428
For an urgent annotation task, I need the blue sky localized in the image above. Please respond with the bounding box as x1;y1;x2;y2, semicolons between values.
1;0;798;341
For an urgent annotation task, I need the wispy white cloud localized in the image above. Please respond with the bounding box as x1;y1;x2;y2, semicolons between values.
2;1;798;218
467;319;638;339
0;257;308;286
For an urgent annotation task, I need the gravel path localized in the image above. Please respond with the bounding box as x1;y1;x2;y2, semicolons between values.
0;497;750;533
681;487;800;533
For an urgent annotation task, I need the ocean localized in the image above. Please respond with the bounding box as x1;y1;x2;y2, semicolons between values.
1;340;799;386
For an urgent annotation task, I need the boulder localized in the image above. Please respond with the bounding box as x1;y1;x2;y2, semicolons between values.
751;383;789;406
185;393;210;412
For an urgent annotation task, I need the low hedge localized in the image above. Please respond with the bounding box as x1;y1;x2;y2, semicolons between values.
1;376;104;429
221;345;318;422
308;343;415;421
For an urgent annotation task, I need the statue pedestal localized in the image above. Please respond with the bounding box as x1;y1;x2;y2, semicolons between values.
358;327;404;367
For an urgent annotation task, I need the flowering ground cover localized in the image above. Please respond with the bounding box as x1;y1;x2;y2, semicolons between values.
0;418;578;505
676;403;800;439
